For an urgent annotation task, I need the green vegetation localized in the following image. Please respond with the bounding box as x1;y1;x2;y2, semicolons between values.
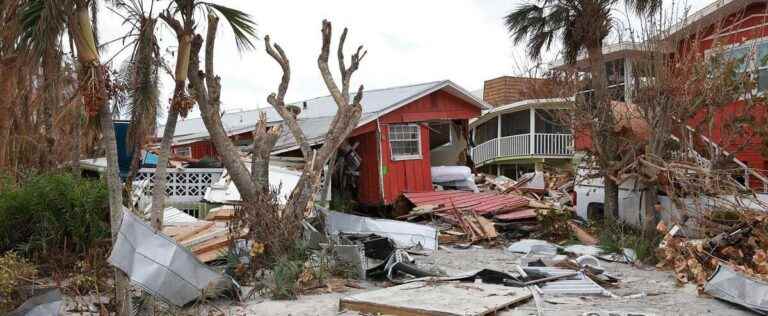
0;251;37;312
0;173;110;258
595;219;662;264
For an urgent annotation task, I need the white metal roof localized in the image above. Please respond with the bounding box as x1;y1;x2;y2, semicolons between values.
163;80;489;150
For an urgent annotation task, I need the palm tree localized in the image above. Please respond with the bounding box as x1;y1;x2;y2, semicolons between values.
109;1;162;211
504;0;661;221
15;0;133;314
149;0;256;232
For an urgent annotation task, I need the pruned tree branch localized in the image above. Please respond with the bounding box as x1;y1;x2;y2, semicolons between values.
188;15;257;202
251;111;281;191
265;35;312;159
318;20;365;110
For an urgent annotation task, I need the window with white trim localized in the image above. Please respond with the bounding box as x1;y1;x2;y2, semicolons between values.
173;146;191;158
389;124;421;160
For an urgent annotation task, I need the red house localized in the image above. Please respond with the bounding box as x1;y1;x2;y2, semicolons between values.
557;0;768;191
162;80;488;205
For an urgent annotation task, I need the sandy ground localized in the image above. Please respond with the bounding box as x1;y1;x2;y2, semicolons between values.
214;247;756;316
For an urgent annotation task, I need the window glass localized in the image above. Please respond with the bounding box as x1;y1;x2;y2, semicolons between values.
757;42;768;68
759;69;768;91
174;146;191;158
389;124;421;159
535;110;569;134
726;46;749;72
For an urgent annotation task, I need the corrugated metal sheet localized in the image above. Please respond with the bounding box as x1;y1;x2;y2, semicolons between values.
402;190;530;216
523;266;606;295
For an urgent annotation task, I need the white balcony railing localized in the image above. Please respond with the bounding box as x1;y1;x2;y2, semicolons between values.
472;133;573;165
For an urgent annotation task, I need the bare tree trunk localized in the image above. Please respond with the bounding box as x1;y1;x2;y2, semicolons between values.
586;45;620;221
71;106;82;176
251;113;280;192
72;4;131;314
0;59;13;171
41;47;60;169
99;99;131;316
150;109;179;229
188;20;258;203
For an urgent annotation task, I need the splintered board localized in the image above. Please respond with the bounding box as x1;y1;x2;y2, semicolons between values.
339;281;532;316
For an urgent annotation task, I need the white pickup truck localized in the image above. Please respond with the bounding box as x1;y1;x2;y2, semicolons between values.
574;167;768;226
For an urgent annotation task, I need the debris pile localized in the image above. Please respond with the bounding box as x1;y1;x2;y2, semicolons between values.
162;205;241;263
656;211;768;289
401;170;577;244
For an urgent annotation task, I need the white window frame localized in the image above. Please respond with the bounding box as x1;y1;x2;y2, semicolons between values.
389;124;422;161
173;146;192;158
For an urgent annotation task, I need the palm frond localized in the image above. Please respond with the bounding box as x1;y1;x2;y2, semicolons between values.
123;17;161;153
625;0;662;16
18;0;71;56
201;2;257;51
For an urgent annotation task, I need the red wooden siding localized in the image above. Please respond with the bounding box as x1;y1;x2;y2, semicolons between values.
570;4;768;189
171;131;253;160
379;123;433;204
676;4;768;188
352;131;381;205
353;90;482;205
191;141;216;159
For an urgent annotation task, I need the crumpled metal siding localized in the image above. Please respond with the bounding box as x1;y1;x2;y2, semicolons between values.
705;263;768;314
108;210;228;306
323;208;438;250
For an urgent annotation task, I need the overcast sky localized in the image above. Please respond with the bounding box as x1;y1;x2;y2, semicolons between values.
100;0;712;118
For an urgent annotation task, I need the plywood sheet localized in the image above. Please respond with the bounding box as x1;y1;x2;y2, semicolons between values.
339;281;531;316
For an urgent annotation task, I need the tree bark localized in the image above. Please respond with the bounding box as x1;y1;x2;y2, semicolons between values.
188;21;258;203
41;46;60;169
99;96;131;316
0;58;14;171
149;109;180;229
251;114;280;192
586;44;619;221
73;5;130;315
71;105;82;176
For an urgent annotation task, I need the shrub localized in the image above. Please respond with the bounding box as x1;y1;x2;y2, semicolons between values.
0;173;110;258
0;251;37;312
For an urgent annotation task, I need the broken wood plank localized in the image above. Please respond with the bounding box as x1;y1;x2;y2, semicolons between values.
205;206;235;221
494;208;538;221
568;221;599;245
164;221;215;242
339;281;531;316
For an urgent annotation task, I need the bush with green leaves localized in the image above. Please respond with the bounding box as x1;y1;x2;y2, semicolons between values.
0;173;110;258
